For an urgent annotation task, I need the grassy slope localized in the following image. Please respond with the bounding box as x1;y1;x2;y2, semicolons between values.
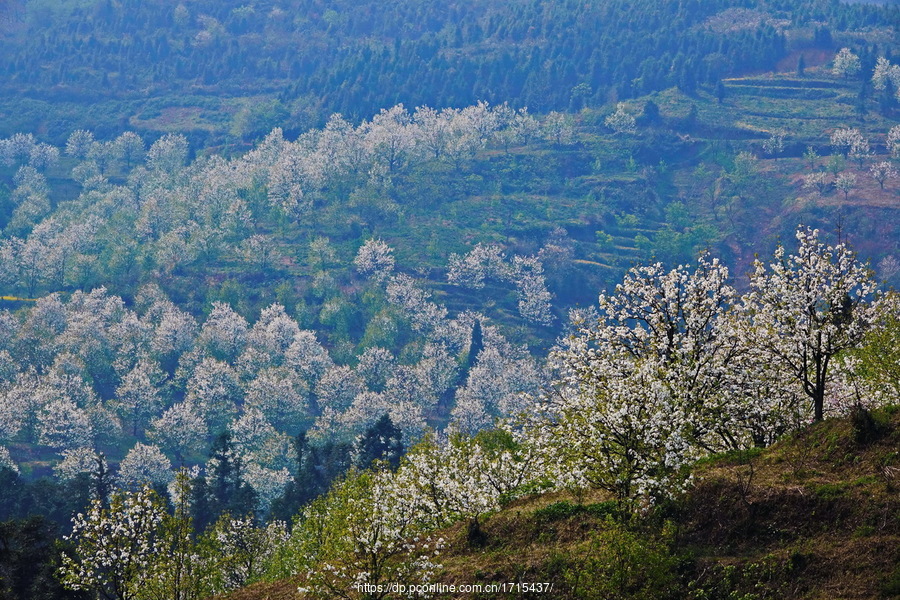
220;407;900;600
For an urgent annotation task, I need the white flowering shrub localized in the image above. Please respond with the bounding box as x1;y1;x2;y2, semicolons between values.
202;515;288;594
59;486;167;600
282;468;443;599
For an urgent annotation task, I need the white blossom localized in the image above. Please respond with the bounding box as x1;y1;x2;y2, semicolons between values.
354;238;395;282
118;442;174;490
832;47;861;78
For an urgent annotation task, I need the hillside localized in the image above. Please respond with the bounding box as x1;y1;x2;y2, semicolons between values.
219;406;900;600
1;0;896;145
1;2;900;599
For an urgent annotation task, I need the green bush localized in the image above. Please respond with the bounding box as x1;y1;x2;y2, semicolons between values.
562;519;682;600
533;500;619;523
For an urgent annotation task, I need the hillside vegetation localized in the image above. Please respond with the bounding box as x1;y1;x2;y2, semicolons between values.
0;0;895;144
1;1;900;599
217;406;900;600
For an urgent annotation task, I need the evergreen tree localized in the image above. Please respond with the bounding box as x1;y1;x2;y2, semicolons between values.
715;80;726;104
353;415;404;471
191;432;257;532
0;516;88;600
269;432;319;522
468;319;485;368
91;452;110;509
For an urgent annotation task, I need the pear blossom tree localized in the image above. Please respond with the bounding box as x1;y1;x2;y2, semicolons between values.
354;238;395;282
54;447;104;481
354;347;396;392
832;47;861;78
511;255;746;507
112;358;166;437
28;142;60;170
830;127;865;158
510;255;554;325
872;57;900;96
447;245;553;324
835;172;856;201
363;104;419;176
148;402;208;464
0;383;27;442
451;346;543;433
147;133;190;175
398;430;536;537
507;106;537;141
0;445;18;474
413;105;452;159
285;330;335;384
247;304;300;362
285;467;443;599
66;129;96;160
518;362;693;510
1;133;37;167
385;274;448;337
115;131;145;170
762;130;786;159
185;357;242;435
149;303;198;362
117;442;174;490
802;171;830;196
267;144;314;219
314;365;366;413
744;227;878;421
244;367;309;433
447;243;508;288
604;103;637;135
36;397;94;451
543;110;576;144
870;161;897;189
887;125;900;159
201;515;288;594
198;302;248;362
87;140;122;175
59;485;167;600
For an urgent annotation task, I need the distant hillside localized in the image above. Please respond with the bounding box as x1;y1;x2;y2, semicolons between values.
219;406;900;600
1;0;896;144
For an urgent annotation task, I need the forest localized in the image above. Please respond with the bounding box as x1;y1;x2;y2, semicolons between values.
1;0;897;145
1;0;900;598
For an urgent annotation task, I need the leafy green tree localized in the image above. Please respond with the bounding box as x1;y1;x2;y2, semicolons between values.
139;471;208;600
0;516;88;600
278;468;441;599
851;293;900;398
